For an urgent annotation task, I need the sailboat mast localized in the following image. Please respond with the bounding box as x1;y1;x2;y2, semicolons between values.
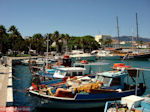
116;16;120;48
136;13;139;42
135;13;140;53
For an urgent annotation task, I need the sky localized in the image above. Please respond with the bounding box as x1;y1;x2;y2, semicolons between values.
0;0;150;38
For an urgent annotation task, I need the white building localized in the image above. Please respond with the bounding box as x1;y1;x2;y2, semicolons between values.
95;35;112;44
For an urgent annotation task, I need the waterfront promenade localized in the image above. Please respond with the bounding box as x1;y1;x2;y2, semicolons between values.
0;57;13;106
0;56;44;107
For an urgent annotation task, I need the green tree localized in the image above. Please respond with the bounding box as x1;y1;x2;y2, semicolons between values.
31;33;45;54
8;25;24;53
68;35;99;52
52;31;66;53
99;38;112;48
63;34;70;53
0;25;8;53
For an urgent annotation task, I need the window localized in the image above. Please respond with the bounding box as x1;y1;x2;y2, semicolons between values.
96;76;111;84
111;77;121;86
66;73;71;76
75;65;84;68
103;77;111;84
78;72;83;76
72;72;77;76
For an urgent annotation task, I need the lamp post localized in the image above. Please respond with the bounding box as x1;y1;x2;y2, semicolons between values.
46;39;50;67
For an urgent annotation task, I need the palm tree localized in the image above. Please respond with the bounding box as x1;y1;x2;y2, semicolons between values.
64;34;70;53
52;31;61;53
8;25;22;38
0;25;7;35
32;33;45;54
0;25;7;53
8;25;23;53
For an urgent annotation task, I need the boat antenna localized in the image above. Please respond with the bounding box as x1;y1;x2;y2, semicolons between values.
116;16;120;48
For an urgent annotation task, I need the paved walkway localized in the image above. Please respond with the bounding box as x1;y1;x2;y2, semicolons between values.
0;64;9;106
0;56;47;106
0;57;13;106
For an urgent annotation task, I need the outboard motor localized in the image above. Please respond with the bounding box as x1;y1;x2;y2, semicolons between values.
62;55;72;67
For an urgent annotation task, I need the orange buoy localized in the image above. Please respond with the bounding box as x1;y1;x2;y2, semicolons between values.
80;60;88;64
113;63;125;68
63;55;70;59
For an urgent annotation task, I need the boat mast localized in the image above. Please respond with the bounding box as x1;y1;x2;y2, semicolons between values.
136;13;140;53
116;16;120;48
131;29;135;51
136;13;139;42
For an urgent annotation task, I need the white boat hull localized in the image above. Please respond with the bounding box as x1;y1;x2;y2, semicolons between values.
71;55;96;61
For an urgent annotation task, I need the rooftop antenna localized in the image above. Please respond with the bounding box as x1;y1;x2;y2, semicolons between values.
116;16;120;48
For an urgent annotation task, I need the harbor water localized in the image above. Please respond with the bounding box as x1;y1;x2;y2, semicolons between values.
12;59;150;112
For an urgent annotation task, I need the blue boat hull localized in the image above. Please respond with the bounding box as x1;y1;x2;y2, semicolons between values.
29;88;145;109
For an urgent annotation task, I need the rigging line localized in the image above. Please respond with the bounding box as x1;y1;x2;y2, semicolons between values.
142;71;146;85
12;75;21;80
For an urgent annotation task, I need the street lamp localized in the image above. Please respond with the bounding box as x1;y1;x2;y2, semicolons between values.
46;39;50;67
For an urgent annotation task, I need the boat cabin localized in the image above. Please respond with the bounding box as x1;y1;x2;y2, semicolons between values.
95;71;128;90
74;62;109;74
53;67;86;78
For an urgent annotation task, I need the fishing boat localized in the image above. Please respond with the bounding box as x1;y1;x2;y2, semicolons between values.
32;66;87;85
104;95;150;112
28;65;146;109
121;52;150;60
69;50;96;61
96;50;121;60
73;61;109;74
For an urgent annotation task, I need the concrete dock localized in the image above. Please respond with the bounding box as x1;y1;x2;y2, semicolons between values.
0;56;44;107
0;57;13;106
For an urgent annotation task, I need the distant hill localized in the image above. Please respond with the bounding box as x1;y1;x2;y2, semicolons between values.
112;36;150;42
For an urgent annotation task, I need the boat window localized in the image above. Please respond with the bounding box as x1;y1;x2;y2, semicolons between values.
66;73;71;76
96;76;111;84
78;72;83;76
103;77;111;84
75;65;84;68
61;72;66;76
110;77;121;86
72;72;77;76
96;76;103;82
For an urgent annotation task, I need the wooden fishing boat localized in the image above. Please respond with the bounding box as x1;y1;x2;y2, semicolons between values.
28;66;146;109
